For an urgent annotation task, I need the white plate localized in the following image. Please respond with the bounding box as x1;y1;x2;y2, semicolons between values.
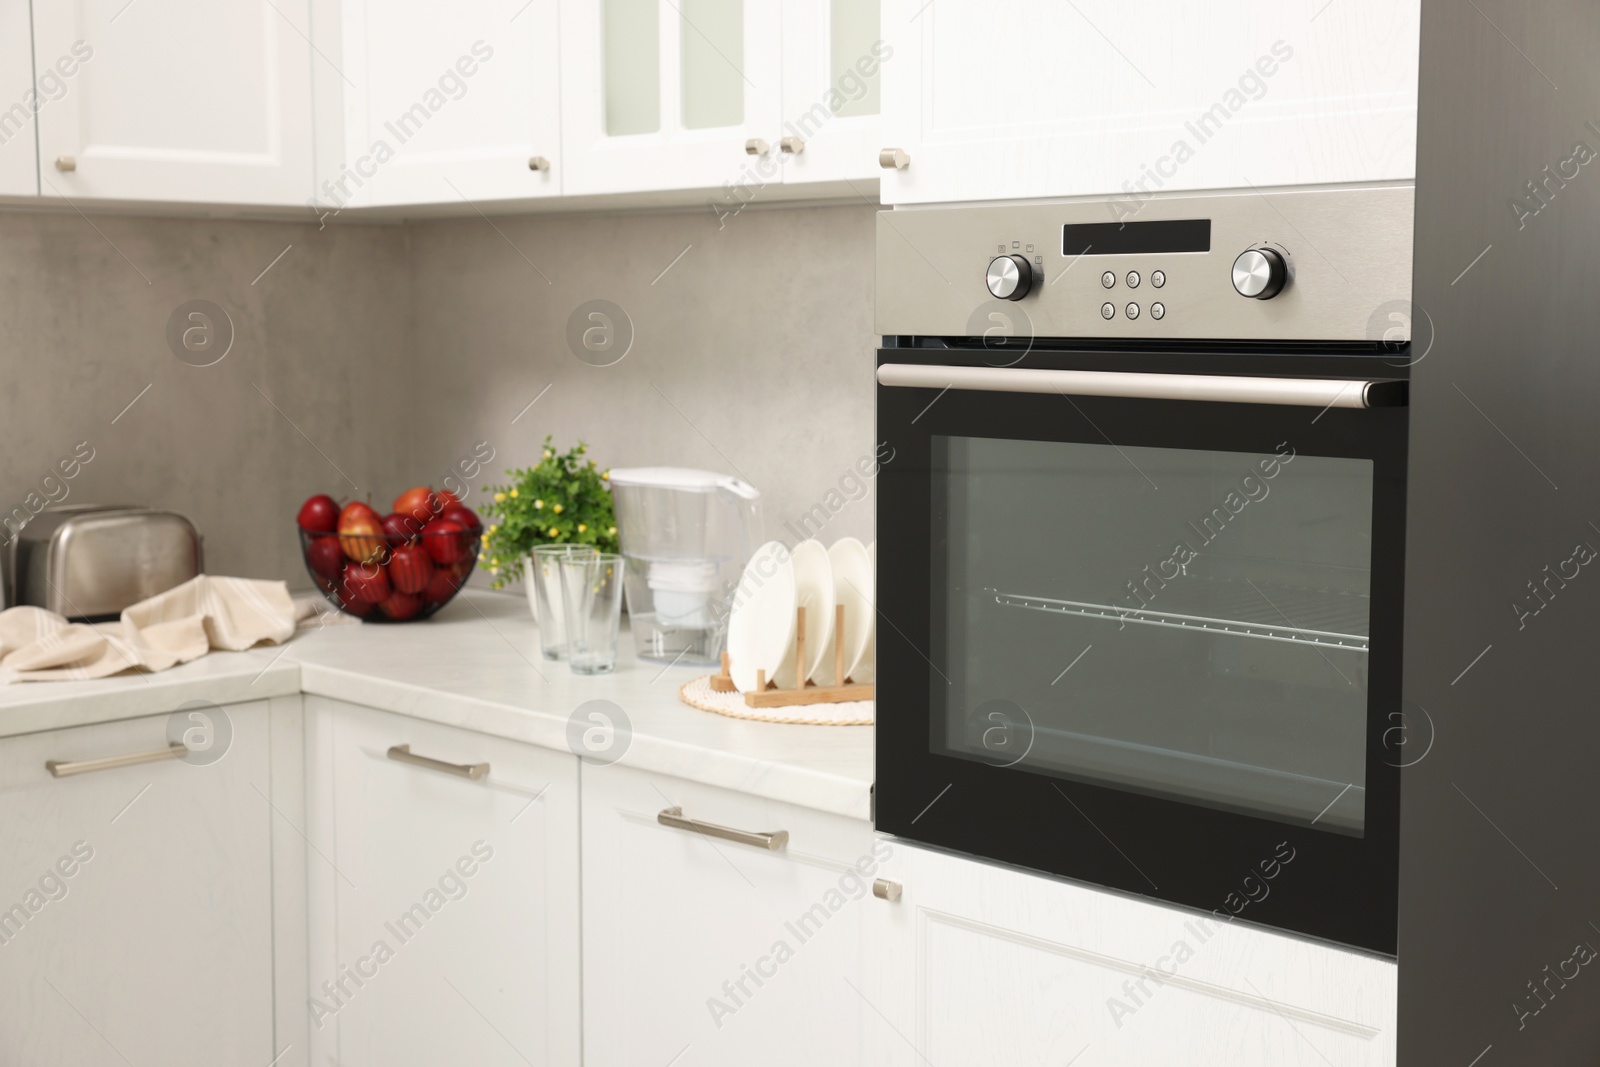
853;542;876;683
727;541;795;692
775;539;834;687
818;537;873;685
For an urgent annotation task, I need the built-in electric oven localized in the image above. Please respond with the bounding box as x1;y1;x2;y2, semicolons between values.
873;186;1414;955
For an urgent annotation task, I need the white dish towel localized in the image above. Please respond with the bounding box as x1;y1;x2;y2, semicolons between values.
0;576;301;683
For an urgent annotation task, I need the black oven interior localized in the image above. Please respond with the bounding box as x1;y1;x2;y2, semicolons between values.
933;434;1374;834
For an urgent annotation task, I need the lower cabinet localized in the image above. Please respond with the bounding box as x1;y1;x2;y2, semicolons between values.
863;843;1398;1067
0;700;280;1067
305;697;580;1067
581;762;886;1066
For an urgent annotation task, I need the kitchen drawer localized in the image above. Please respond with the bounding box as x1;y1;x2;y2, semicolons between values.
582;762;885;1067
304;696;580;1067
864;842;1397;1066
0;702;276;1067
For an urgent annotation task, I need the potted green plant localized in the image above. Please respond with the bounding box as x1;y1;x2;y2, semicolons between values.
479;438;620;623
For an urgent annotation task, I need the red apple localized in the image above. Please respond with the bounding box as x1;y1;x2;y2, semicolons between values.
388;543;434;595
340;563;390;606
435;489;463;513
381;511;423;548
439;504;480;531
424;566;464;603
297;493;339;533
380;591;425;621
339;594;374;617
307;535;346;582
393;486;438;525
422;518;468;565
338;501;385;563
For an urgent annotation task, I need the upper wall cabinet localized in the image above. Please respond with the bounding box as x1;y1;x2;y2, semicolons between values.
776;0;886;184
559;0;783;195
32;0;315;205
878;0;1420;205
0;0;36;196
325;0;562;208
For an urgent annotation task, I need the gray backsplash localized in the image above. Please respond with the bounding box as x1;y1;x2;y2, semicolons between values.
0;201;877;592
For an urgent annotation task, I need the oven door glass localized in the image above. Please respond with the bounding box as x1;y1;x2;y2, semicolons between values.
935;435;1372;833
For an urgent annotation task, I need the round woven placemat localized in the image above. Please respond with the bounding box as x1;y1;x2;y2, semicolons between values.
678;675;874;726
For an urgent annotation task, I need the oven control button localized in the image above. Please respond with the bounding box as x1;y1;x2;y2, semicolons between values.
1125;302;1140;320
1151;270;1166;288
1231;248;1287;299
1101;271;1116;289
1100;301;1115;319
1151;302;1165;320
1126;271;1140;288
986;254;1033;300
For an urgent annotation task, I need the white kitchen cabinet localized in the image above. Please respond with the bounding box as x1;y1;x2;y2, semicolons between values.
878;0;1419;205
862;842;1397;1066
0;0;36;196
32;0;314;205
775;0;886;184
322;0;562;209
559;0;783;196
583;762;883;1066
0;701;278;1067
305;697;579;1067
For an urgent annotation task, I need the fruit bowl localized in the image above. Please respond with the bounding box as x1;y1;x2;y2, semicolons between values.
299;526;479;622
296;489;482;622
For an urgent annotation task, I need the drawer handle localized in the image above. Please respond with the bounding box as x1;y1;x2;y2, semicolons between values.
55;155;76;172
744;137;770;156
386;743;489;781
780;135;805;154
46;743;185;778
873;878;902;902
878;147;909;170
528;155;551;172
657;806;789;851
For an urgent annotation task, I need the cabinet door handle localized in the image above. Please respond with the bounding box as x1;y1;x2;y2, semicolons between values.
873;878;902;901
780;135;805;154
55;155;76;172
657;806;789;851
878;147;909;170
528;155;551;172
46;743;184;778
386;743;489;780
744;137;770;156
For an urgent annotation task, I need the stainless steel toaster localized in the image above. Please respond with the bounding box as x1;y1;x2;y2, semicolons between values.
12;505;203;619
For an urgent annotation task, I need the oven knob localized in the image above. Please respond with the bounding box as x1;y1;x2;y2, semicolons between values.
985;255;1033;301
1231;248;1287;299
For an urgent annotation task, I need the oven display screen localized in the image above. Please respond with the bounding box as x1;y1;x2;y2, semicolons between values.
1062;219;1211;257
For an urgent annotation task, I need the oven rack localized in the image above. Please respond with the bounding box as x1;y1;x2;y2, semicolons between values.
990;579;1369;652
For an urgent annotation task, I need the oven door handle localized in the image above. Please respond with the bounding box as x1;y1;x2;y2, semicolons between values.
876;364;1406;409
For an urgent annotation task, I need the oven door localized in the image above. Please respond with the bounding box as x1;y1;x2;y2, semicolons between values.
875;348;1406;955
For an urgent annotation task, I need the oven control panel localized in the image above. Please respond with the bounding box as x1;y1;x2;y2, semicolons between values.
875;185;1414;343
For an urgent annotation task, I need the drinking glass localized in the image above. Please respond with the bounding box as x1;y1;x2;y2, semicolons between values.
531;545;599;660
560;553;627;674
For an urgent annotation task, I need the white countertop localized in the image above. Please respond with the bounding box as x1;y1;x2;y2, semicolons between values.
0;591;874;820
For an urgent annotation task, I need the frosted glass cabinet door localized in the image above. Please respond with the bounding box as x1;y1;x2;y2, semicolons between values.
32;0;315;205
560;0;781;195
0;0;35;196
334;0;563;206
878;0;1419;205
777;0;885;184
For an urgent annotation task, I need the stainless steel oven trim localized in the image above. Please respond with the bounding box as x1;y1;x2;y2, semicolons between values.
877;363;1405;409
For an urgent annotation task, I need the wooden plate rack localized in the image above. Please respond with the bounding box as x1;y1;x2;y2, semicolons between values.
710;604;874;707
